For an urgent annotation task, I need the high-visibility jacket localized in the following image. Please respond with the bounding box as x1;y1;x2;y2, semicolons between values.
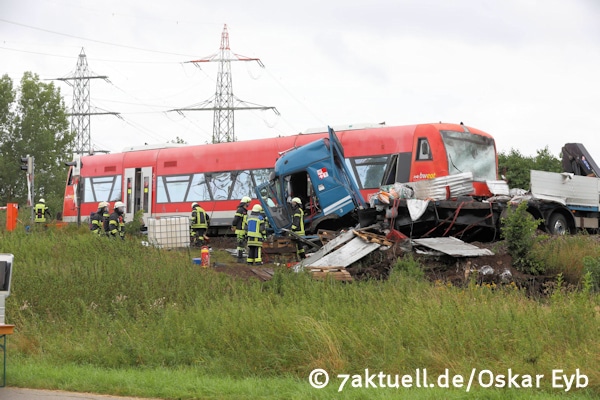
245;212;266;246
191;205;209;229
34;203;48;223
291;206;305;236
108;211;125;239
90;208;105;235
231;203;247;231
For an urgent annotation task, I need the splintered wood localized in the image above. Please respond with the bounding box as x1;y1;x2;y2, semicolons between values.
352;230;394;246
305;266;353;281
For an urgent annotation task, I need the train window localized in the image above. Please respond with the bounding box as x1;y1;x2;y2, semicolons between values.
416;138;432;160
157;174;210;202
83;175;122;203
252;168;273;187
188;174;211;201
208;172;231;200
229;170;253;200
157;175;189;202
347;156;389;189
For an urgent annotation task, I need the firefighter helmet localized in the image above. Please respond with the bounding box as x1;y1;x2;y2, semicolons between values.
192;202;199;208
252;204;263;212
291;197;302;205
114;201;125;210
99;201;108;209
39;198;45;203
241;196;251;204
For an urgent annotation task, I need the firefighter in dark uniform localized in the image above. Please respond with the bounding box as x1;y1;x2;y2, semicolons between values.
231;196;251;261
108;201;126;240
90;201;109;235
290;197;306;260
34;198;51;225
102;202;111;235
190;202;210;247
244;204;266;265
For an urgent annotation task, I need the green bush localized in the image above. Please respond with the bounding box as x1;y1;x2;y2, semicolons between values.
392;253;425;280
501;202;544;274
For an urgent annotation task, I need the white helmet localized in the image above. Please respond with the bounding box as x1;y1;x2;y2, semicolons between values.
291;197;302;205
114;201;125;210
241;196;251;204
39;198;45;203
192;202;199;208
252;204;263;212
99;201;108;209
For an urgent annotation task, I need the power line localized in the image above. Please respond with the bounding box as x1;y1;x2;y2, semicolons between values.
0;18;196;57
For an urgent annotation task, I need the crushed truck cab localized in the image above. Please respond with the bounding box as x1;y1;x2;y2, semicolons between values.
256;127;365;236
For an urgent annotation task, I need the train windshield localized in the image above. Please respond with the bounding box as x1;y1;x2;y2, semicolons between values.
440;130;497;181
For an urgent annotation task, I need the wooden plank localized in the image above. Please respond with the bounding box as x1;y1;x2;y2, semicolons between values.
263;247;297;254
250;268;274;281
264;239;294;249
353;230;393;246
310;270;353;281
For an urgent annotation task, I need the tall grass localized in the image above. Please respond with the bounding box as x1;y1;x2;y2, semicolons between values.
1;226;599;397
533;234;600;284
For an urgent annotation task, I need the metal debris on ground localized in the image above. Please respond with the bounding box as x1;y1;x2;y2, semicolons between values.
411;237;494;257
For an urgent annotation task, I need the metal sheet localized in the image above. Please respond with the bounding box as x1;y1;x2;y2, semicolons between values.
411;172;474;201
307;237;380;267
530;170;600;208
486;180;510;196
412;237;494;257
294;230;356;272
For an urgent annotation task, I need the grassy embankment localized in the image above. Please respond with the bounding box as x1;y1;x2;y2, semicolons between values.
1;224;599;399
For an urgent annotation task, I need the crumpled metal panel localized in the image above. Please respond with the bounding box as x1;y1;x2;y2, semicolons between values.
486;180;510;196
412;237;494;257
531;170;600;208
411;172;474;201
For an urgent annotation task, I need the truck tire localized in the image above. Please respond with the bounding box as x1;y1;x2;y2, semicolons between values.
548;213;569;235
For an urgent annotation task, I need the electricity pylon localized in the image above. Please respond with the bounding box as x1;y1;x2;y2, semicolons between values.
56;48;119;155
172;24;279;143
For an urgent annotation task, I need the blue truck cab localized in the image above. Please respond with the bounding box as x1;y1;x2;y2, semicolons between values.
256;127;366;236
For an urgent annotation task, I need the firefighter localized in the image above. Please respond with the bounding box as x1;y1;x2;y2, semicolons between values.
102;202;111;235
244;204;266;265
231;196;251;261
108;201;126;240
255;204;270;232
190;202;210;247
34;198;51;225
90;201;109;235
290;197;306;260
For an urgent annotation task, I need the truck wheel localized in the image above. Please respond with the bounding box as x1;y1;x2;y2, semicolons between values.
548;213;568;235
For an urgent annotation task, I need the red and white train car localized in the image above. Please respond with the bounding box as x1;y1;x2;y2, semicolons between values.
62;122;498;233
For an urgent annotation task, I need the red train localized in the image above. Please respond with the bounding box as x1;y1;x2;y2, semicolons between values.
62;122;498;233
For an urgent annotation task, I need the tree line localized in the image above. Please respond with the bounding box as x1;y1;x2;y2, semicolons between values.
0;71;569;218
0;72;74;217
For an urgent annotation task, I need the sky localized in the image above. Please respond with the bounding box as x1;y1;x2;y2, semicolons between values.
2;0;600;158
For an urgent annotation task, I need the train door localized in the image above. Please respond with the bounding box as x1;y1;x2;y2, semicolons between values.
124;167;152;223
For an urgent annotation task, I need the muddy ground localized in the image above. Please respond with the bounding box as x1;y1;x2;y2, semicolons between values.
202;235;555;295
